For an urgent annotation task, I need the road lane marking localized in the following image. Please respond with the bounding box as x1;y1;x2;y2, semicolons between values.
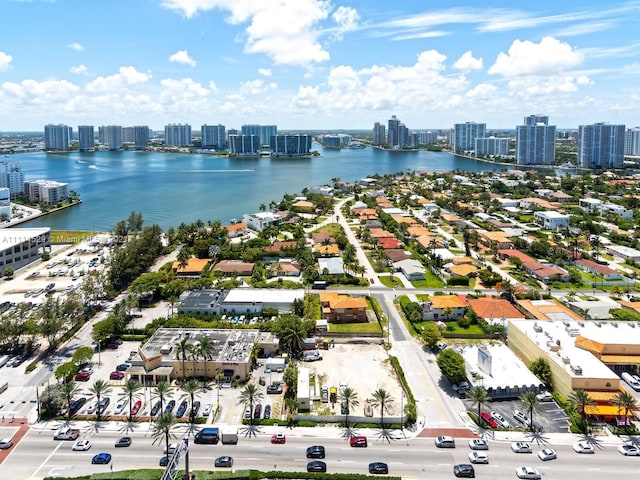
32;442;64;478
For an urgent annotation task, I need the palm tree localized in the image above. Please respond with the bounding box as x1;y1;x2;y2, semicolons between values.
153;380;171;415
612;391;637;427
284;396;298;426
339;386;359;428
61;381;80;422
468;386;490;428
519;391;540;432
197;336;214;379
181;378;206;424
370;388;394;429
151;412;177;459
176;337;190;380
121;378;142;422
214;368;225;405
568;389;595;434
188;343;199;378
88;379;111;422
238;383;264;426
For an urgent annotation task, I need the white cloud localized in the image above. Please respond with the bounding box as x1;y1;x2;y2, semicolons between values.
258;68;271;77
551;21;614;38
240;78;277;95
70;64;89;75
169;50;196;67
0;52;13;72
506;74;591;96
86;66;151;93
1;78;79;104
332;6;359;39
67;42;84;52
489;36;583;77
161;0;332;67
390;31;450;41
453;51;483;72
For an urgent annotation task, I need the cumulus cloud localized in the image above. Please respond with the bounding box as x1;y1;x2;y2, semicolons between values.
70;64;89;75
86;66;150;93
240;78;277;95
169;50;196;67
258;68;272;76
489;36;584;77
67;42;84;52
506;74;591;96
0;52;13;72
332;6;359;39
453;51;483;72
1;79;79;104
161;0;331;67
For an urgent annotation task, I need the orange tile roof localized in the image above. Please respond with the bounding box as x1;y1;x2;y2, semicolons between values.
407;226;432;237
452;256;474;265
517;299;583;322
369;228;395;238
429;295;467;309
391;215;417;225
314;244;340;255
318;291;368;310
172;257;211;273
225;222;247;231
449;264;478;277
575;335;605;354
466;297;524;319
599;354;640;364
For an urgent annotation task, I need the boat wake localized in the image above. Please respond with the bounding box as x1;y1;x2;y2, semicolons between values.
184;169;256;173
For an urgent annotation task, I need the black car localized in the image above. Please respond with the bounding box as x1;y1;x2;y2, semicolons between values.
115;436;132;448
253;403;262;419
453;464;476;478
266;384;283;394
214;456;234;467
115;363;131;372
70;397;87;414
306;445;326;459
263;405;271;419
175;400;188;418
159;455;172;467
191;401;201;418
368;462;389;474
307;461;327;473
150;400;161;416
164;400;176;414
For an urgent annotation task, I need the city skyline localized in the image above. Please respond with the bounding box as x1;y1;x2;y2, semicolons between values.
1;1;640;130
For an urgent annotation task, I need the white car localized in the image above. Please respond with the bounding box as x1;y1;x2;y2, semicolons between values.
202;403;212;417
511;442;532;454
618;445;640;456
490;411;510;428
86;401;98;414
516;466;541;479
573;441;595;454
114;399;128;415
468;451;489;464
72;440;92;451
535;391;553;402
537;448;557;461
513;410;531;426
0;437;14;449
468;439;489;450
164;443;178;454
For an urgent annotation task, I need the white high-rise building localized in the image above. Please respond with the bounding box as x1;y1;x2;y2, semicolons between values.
201;124;226;148
23;180;69;204
241;124;277;146
78;125;95;151
0;188;10;221
453;122;486;153
373;122;386;146
516;115;556;165
133;126;150;149
44;124;72;150
625;127;640;156
578;122;626;169
165;124;192;147
98;125;123;150
0;161;24;199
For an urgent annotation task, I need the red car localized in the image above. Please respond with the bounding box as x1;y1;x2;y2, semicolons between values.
74;372;91;382
130;400;142;416
480;411;498;428
110;371;125;380
350;435;368;447
271;433;286;444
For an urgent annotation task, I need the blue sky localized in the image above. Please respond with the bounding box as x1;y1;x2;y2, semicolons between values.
1;0;639;131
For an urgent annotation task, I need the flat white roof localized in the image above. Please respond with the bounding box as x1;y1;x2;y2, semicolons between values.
535;211;569;219
510;319;618;380
461;344;541;390
0;228;50;248
224;288;304;304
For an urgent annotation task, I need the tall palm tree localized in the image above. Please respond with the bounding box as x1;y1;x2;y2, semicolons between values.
468;386;490;427
151;412;177;459
188;343;199;378
238;383;264;426
61;381;80;422
88;379;111;422
612;391;637;427
197;336;214;379
120;378;142;422
339;386;359;428
153;380;171;415
568;389;596;434
181;378;206;424
214;368;225;405
519;391;540;432
176;337;190;380
370;388;394;429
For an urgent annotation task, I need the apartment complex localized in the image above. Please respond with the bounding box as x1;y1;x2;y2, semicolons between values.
624;127;640;156
0;161;24;198
201;124;226;149
453;122;486;153
516;114;556;165
78;125;95;151
578;122;626;169
475;136;509;157
164;123;192;147
270;134;312;156
23;179;69;204
44;124;72;150
98;125;123;150
241;124;277;146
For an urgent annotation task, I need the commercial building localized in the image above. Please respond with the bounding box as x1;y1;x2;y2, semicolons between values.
578;122;625;169
23;179;69;204
453;122;486;153
372;122;386;146
0;227;51;276
164;124;192;147
0;161;24;199
78;125;95;151
270;135;313;156
229;135;260;155
241;124;277;146
44;124;72;150
516;114;556;165
177;288;304;316
98;125;123;150
475;136;510;157
201;124;226;149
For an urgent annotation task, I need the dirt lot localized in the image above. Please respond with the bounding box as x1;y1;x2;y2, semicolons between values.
301;343;402;416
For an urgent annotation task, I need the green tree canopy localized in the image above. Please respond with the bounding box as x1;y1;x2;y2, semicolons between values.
436;348;466;383
72;346;94;367
529;357;553;389
421;322;442;348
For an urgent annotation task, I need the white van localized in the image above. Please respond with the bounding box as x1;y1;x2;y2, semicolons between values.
621;372;640;391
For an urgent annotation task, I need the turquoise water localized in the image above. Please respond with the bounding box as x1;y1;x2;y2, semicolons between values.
15;146;502;231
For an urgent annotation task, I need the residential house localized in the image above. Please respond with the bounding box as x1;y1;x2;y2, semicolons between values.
314;243;340;256
448;263;478;277
242;212;282;232
291;200;315;213
550;191;573;203
394;258;426;281
534;211;570;230
607;245;640;262
213;260;255;276
478;230;513;249
267;260;301;277
422;295;467;321
172;257;211;277
378;237;401;250
264;241;298;253
319;291;367;323
318;257;344;275
522;260;569;282
225;222;248;238
466;297;525;325
575;259;623;281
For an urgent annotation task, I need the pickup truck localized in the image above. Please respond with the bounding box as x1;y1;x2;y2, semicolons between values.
54;427;80;440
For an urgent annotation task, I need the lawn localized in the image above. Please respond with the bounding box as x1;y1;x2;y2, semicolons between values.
51;230;97;244
328;321;383;333
379;275;404;288
411;270;445;288
414;321;485;335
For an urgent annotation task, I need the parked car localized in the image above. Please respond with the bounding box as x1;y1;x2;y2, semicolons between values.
516;466;541;479
350;435;368;447
306;445;326;458
74;372;91;382
453;464;476;478
453;381;470;392
130;400;142;416
190;401;201;418
266;384;283;394
91;453;112;464
536;391;553;402
573;441;595;454
175;400;188;418
115;437;132;448
214;456;234;468
110;371;125;380
307;460;327;472
263;404;271;419
435;435;456;448
253;403;262;419
468;451;489;464
513;410;531;426
537;449;557;461
490;411;510;428
71;439;91;451
368;462;389;474
479;412;498;428
150;400;161;416
271;433;286;444
468;439;489;450
202;403;212;417
70;397;87;414
86;401;98;414
511;442;532;454
116;363;131;372
114;399;128;415
159;455;172;467
164;400;176;414
619;445;640;456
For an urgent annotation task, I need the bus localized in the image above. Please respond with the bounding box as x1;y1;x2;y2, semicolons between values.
194;427;219;445
312;281;328;290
